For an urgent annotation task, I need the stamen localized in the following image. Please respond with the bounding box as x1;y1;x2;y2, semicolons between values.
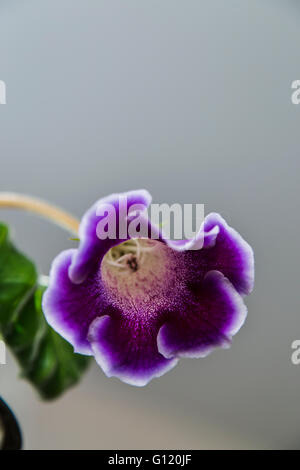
106;260;127;269
104;238;156;272
116;253;132;264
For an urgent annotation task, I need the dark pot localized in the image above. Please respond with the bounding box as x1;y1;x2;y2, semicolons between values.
0;398;22;450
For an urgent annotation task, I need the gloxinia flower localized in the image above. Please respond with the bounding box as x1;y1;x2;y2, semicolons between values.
43;190;254;386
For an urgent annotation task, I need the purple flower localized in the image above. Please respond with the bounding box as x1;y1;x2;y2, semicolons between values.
43;190;254;386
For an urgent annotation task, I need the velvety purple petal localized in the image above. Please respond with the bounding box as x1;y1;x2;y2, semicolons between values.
88;314;178;386
181;213;254;296
164;224;219;251
69;190;152;284
43;249;110;355
157;270;247;359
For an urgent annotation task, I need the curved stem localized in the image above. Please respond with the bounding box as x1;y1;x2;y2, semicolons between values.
0;192;79;236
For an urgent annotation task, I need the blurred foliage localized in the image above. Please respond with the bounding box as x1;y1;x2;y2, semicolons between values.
0;223;90;400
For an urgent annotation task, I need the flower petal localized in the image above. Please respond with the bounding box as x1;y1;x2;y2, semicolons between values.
69;190;152;284
88;314;178;386
43;249;108;355
157;270;247;359
182;213;254;296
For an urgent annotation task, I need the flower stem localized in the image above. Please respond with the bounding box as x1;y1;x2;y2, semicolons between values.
0;192;79;235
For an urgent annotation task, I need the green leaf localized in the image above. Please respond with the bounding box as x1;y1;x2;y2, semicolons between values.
0;222;90;400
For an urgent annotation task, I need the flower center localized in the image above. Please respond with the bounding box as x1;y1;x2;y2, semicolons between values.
104;238;156;273
100;239;185;316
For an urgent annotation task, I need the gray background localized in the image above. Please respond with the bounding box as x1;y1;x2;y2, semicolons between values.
0;0;299;449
